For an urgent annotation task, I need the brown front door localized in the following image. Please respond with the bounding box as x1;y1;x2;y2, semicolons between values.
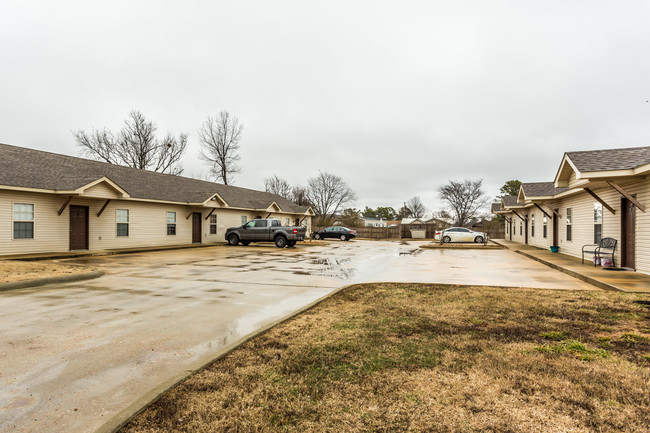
69;205;89;250
621;198;636;269
192;212;202;244
552;211;559;246
524;217;528;244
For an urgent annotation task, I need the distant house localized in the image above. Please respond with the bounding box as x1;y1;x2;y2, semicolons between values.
493;145;650;274
425;216;453;228
400;218;425;225
0;143;314;256
361;217;387;227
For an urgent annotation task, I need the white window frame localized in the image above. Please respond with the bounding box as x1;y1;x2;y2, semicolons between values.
116;209;129;237
566;208;572;242
12;202;35;240
210;214;217;234
167;211;176;236
241;215;247;225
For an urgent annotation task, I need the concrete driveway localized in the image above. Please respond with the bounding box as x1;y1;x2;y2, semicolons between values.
0;240;595;433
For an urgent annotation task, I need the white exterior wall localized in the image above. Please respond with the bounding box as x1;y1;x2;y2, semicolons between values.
505;178;650;275
0;190;312;255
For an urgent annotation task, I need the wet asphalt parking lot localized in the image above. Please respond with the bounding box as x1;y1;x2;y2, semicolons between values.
0;240;596;433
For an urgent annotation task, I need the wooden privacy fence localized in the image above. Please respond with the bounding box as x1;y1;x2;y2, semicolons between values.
313;224;446;239
312;224;505;240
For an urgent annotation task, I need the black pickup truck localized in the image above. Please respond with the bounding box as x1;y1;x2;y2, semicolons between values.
225;218;307;248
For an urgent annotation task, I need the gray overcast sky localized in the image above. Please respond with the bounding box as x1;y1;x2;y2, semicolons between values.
2;1;650;215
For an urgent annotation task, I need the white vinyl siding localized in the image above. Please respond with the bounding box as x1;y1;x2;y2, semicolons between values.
504;178;650;275
0;190;313;256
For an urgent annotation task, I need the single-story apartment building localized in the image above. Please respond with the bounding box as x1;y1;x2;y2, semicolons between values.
493;145;649;274
0;143;314;256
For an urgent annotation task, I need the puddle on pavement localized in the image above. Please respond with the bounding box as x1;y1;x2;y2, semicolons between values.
399;249;422;256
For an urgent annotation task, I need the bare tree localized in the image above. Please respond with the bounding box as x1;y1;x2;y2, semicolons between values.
74;110;187;175
438;179;488;227
291;186;311;207
306;172;357;224
264;175;292;199
405;196;427;218
199;111;243;185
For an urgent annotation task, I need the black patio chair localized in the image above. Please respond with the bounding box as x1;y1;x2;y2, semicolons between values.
582;237;617;267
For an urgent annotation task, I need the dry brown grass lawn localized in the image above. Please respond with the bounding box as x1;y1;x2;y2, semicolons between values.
121;284;650;433
0;260;92;284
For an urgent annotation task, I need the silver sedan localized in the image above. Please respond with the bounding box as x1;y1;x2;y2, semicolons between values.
436;227;487;243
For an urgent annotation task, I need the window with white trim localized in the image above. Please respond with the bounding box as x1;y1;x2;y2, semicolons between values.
594;203;602;244
241;215;247;225
13;203;34;239
210;214;217;234
531;214;535;237
167;212;176;235
566;208;572;241
116;209;129;237
543;215;548;238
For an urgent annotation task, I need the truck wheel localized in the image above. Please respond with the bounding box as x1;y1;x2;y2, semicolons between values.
287;240;296;247
228;234;240;246
241;241;250;246
339;235;347;241
314;233;321;240
275;236;287;248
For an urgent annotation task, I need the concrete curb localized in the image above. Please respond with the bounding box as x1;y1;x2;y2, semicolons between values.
3;243;228;262
513;250;619;292
419;244;504;250
93;282;357;433
0;270;105;293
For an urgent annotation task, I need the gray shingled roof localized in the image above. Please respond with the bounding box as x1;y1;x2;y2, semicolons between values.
0;143;308;213
491;202;501;212
566;146;650;172
501;195;519;207
521;182;568;198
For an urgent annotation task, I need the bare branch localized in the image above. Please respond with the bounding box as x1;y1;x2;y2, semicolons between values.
73;110;187;174
199;111;243;185
306;172;357;224
438;179;488;227
264;175;292;199
405;196;427;218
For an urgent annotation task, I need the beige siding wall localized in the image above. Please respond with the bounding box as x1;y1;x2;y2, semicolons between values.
82;182;121;199
506;178;650;275
0;190;311;255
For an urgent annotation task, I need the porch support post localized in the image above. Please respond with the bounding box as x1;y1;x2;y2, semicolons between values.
265;213;272;218
583;188;616;214
606;181;646;212
57;196;73;216
533;203;551;219
186;209;195;220
96;199;112;217
205;208;216;220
